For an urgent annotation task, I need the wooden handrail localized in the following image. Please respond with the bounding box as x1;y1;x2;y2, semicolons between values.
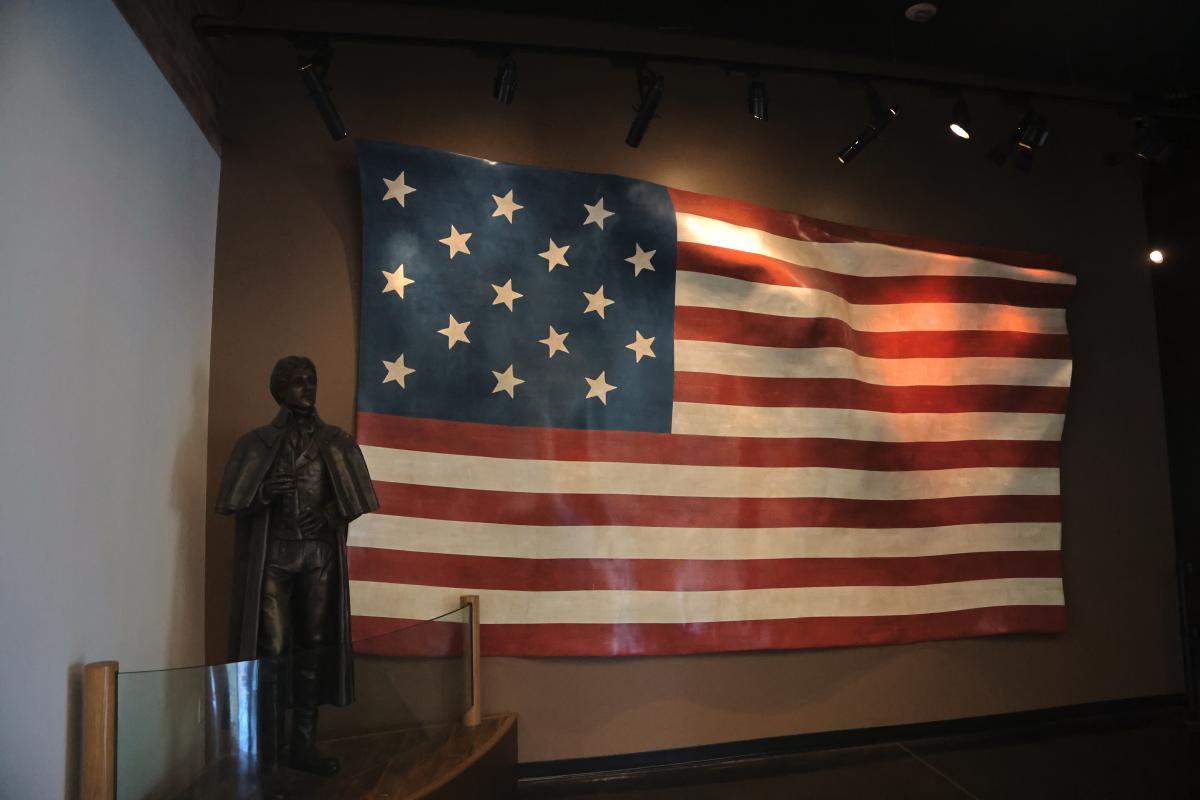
461;595;482;727
81;661;118;800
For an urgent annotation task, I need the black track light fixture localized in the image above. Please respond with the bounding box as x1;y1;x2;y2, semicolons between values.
748;75;768;121
949;97;971;139
989;110;1049;171
296;40;347;141
493;54;517;105
626;64;664;148
1104;116;1172;168
837;85;898;164
1134;117;1172;164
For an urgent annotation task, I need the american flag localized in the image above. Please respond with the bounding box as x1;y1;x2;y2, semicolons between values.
348;141;1073;657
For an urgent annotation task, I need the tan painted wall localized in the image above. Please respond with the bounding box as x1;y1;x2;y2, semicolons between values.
204;34;1181;763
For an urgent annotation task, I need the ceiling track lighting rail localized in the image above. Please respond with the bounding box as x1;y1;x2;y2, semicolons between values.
194;20;1200;118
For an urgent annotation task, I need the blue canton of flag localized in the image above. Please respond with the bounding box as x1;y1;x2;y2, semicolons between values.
356;141;677;433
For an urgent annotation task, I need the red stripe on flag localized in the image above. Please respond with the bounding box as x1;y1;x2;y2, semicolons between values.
674;307;1072;359
351;605;1067;656
667;187;1066;272
347;547;1063;592
372;482;1061;528
677;242;1072;308
356;413;1061;469
674;373;1070;414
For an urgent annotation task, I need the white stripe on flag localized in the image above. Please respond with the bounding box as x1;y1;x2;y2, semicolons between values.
348;516;1062;560
670;402;1065;441
349;577;1066;624
675;339;1072;387
675;271;1067;334
359;446;1060;500
675;212;1076;286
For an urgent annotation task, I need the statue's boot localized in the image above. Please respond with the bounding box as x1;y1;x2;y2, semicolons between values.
289;649;340;776
258;656;290;799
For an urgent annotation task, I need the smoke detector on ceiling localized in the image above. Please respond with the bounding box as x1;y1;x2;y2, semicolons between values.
904;3;938;23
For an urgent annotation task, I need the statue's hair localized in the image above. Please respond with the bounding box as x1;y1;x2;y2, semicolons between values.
269;355;316;404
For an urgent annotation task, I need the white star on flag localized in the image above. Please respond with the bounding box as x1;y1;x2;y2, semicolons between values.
582;285;615;319
491;190;524;223
626;330;656;362
439;225;472;259
381;264;414;299
491;364;525;398
539;239;570;272
584;371;616;404
582;198;616;230
491;279;524;311
381;354;415;388
625;243;656;276
437;315;471;349
382;172;416;206
538;326;570;358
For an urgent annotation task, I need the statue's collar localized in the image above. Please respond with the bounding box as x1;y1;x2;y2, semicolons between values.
271;407;325;431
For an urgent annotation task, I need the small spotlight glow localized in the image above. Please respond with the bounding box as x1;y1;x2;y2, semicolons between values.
949;97;971;139
1149;249;1164;264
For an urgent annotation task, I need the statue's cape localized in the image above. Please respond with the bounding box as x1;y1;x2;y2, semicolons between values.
215;409;380;706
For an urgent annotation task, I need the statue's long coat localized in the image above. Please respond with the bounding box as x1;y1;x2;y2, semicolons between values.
215;410;379;706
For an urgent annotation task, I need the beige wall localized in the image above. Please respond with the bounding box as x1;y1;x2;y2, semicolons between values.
204;33;1181;763
0;1;220;795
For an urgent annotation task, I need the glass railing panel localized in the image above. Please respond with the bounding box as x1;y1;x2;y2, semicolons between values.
116;659;261;800
296;604;473;793
113;604;472;798
320;603;472;736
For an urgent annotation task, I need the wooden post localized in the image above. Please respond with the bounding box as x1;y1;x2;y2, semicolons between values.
461;595;481;727
81;661;118;800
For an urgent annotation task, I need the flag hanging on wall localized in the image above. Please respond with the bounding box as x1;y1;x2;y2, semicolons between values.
349;141;1073;657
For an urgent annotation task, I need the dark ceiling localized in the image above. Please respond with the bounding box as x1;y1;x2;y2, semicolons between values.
338;0;1200;100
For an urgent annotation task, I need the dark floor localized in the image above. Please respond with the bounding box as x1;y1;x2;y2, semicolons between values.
519;707;1200;799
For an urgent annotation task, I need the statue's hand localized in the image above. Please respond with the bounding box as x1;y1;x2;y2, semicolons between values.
261;475;296;498
298;509;326;536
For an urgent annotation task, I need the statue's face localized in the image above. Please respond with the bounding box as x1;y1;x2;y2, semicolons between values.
280;367;317;414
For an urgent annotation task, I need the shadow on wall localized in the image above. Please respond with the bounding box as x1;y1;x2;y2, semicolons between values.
293;159;365;334
168;364;212;669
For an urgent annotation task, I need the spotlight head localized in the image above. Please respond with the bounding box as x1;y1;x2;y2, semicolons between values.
949;97;971;139
837;85;897;164
748;78;768;121
297;42;347;141
1149;249;1165;265
990;110;1048;171
493;55;517;105
626;65;664;148
1015;111;1049;151
1134;118;1172;164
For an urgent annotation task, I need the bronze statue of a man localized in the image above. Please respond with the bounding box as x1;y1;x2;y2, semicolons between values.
215;356;379;783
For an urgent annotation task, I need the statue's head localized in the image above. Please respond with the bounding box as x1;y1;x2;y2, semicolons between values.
270;355;317;414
